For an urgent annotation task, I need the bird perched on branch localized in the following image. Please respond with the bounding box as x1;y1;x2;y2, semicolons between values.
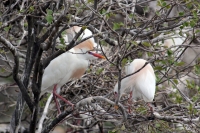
41;26;105;113
114;59;156;112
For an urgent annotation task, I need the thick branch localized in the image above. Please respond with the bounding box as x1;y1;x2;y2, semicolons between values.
154;112;199;123
0;35;34;111
42;110;73;133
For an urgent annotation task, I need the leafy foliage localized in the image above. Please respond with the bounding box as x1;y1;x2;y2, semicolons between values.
1;0;200;133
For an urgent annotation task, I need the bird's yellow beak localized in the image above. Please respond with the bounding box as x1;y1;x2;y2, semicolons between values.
88;51;106;59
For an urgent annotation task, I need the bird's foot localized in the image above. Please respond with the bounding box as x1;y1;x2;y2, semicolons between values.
53;92;75;113
147;111;155;120
53;94;61;114
147;103;155;120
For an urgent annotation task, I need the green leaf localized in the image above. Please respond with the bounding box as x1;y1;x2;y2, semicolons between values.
142;42;151;47
193;108;198;115
96;68;104;75
190;20;196;27
129;14;134;18
155;123;161;128
82;26;87;30
0;68;5;73
59;37;65;46
182;22;189;28
61;30;67;35
161;60;167;65
24;22;28;28
122;58;128;67
0;49;5;54
147;52;153;57
157;0;162;7
136;106;147;114
192;10;198;18
112;128;118;133
180;25;184;29
173;79;178;85
194;65;200;75
106;12;114;19
121;124;126;130
137;51;143;57
187;104;193;114
195;29;200;33
157;0;167;8
131;41;138;46
20;9;25;13
154;66;163;71
175;95;182;103
4;25;12;32
4;27;10;32
113;22;124;30
56;44;66;51
46;15;53;24
176;61;185;66
186;80;195;89
29;6;34;12
179;12;184;16
46;9;53;15
100;9;106;14
100;40;107;46
166;4;171;9
46;9;53;24
167;57;174;64
178;31;184;37
155;11;160;16
87;0;94;3
167;49;173;56
162;1;167;7
186;3;192;9
144;6;149;13
192;96;198;102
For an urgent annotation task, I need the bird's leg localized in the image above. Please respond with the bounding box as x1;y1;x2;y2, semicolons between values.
128;91;133;113
148;103;153;112
53;95;61;114
128;91;133;103
53;85;74;110
73;113;82;128
53;85;61;114
147;103;154;120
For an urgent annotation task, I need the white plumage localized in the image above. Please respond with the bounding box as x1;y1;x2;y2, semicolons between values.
41;26;105;111
114;59;156;103
41;49;88;94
